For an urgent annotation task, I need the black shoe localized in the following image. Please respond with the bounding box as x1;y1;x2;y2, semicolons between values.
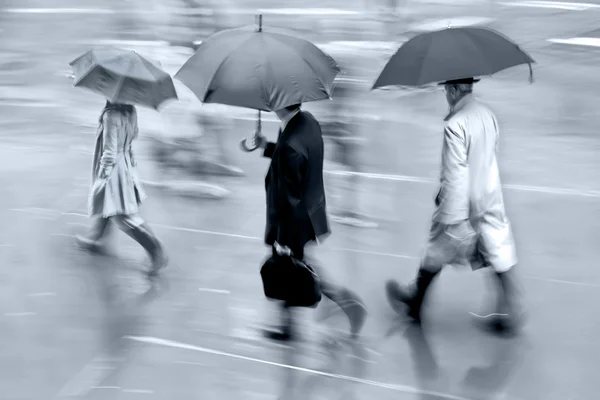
386;269;440;323
262;327;294;342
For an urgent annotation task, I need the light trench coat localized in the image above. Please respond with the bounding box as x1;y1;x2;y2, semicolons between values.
88;108;147;218
423;94;517;273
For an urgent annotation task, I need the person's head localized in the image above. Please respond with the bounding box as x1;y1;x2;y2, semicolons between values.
443;78;478;107
104;100;135;114
274;103;301;121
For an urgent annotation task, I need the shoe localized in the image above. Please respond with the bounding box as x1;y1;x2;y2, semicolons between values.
385;269;440;323
262;326;294;342
75;235;106;254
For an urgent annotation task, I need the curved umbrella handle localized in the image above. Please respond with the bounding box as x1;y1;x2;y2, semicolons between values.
240;136;259;152
240;110;263;153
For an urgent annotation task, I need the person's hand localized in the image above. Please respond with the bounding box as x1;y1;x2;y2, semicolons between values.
274;241;292;256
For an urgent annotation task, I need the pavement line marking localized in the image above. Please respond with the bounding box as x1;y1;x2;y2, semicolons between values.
27;292;56;297
154;223;261;240
524;276;600;288
0;243;15;247
2;8;116;14
330;247;417;260
324;171;600;197
90;386;120;390
126;335;476;400
4;312;36;317
198;288;231;294
122;389;154;394
548;37;600;47
499;1;600;10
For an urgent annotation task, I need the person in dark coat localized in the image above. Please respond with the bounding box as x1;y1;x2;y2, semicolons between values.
252;104;368;341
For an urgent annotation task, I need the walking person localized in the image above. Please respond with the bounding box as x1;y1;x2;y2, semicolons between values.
252;104;368;341
77;101;168;277
386;78;524;335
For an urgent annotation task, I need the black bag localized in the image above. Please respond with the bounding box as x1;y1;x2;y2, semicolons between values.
260;254;322;308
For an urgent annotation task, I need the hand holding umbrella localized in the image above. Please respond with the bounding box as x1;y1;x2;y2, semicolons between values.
175;14;340;152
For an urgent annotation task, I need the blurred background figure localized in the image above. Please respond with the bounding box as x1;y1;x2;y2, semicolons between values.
322;59;378;229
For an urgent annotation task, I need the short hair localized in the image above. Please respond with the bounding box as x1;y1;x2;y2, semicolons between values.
284;104;301;112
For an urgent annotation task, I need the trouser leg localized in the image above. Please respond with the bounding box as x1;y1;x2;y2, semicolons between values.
113;214;167;275
76;216;111;252
303;244;368;338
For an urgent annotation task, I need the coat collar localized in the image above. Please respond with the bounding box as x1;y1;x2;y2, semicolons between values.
444;93;474;121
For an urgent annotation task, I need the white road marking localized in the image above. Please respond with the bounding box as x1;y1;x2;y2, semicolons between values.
126;335;476;400
0;243;15;247
90;386;120;390
4;312;36;317
548;37;600;47
27;292;56;297
52;356;123;399
198;288;231;295
324;170;600;197
122;389;154;394
3;8;116;14
500;1;600;10
525;276;600;288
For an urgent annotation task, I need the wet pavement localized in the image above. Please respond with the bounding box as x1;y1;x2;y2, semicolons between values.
2;1;600;399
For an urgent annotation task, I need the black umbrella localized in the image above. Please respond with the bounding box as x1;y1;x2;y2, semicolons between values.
373;26;535;89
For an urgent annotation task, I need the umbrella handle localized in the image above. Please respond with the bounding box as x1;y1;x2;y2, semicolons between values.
240;110;262;152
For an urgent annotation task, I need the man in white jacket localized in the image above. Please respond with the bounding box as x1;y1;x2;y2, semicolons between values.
386;77;524;335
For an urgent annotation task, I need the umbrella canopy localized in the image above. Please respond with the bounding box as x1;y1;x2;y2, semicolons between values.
373;27;535;89
69;47;178;109
175;25;340;111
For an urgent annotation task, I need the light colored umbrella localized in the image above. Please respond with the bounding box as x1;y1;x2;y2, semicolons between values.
70;47;178;109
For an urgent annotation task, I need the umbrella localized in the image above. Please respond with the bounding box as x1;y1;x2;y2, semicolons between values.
372;27;535;89
175;15;340;151
69;47;178;109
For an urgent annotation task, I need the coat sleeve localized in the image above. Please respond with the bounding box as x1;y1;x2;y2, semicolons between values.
262;142;277;158
433;123;470;225
276;145;307;251
99;112;119;178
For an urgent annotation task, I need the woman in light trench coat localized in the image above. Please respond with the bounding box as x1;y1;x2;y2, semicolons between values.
76;101;168;276
385;78;524;335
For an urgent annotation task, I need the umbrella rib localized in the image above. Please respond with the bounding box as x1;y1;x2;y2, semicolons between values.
268;35;338;99
200;34;255;103
72;63;100;87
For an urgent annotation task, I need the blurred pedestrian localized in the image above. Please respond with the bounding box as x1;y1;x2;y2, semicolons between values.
251;104;368;341
386;78;524;335
77;101;168;278
322;78;377;228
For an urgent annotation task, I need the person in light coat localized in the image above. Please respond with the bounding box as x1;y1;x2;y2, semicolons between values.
386;77;524;334
77;101;168;277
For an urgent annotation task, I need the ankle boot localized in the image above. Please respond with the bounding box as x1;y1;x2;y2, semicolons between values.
121;223;168;276
386;269;440;322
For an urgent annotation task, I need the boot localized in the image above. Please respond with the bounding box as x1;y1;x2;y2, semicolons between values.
386;268;440;323
475;267;525;336
121;223;168;277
